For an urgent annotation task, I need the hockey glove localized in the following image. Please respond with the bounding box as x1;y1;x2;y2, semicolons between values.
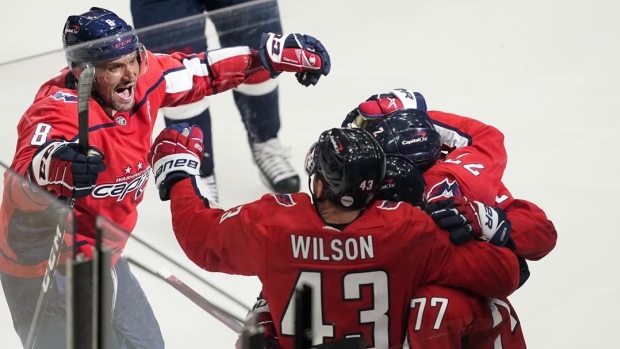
29;141;106;199
258;33;331;86
237;297;281;349
341;88;427;128
426;196;512;247
149;123;203;201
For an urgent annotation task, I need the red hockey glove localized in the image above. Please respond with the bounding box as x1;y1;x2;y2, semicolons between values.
426;196;512;247
148;123;204;200
28;141;106;199
341;88;427;128
236;294;280;349
258;33;331;86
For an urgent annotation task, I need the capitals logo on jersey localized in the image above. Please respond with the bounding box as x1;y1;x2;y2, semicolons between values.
92;168;149;202
51;91;78;103
426;178;462;203
272;194;296;207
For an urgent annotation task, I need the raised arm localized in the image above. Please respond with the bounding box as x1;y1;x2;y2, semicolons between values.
148;123;267;275
154;33;331;108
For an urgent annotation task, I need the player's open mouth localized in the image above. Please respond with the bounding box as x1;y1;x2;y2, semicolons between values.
115;85;134;103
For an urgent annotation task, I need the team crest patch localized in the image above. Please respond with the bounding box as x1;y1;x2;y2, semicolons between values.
115;116;127;125
272;194;296;207
50;91;78;103
426;178;462;202
377;200;402;210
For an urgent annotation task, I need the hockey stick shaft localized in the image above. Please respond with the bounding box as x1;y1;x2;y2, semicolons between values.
126;256;244;333
25;65;95;349
129;233;250;311
72;64;93;248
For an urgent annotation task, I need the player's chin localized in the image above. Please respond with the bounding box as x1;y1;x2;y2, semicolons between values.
108;95;135;112
107;100;133;113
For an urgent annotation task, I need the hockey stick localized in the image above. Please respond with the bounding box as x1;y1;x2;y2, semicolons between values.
128;232;250;311
25;65;95;349
125;256;244;333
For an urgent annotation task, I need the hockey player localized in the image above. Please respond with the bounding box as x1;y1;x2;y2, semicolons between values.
149;123;523;349
345;93;557;348
240;91;557;349
131;0;298;200
234;154;428;349
0;7;330;349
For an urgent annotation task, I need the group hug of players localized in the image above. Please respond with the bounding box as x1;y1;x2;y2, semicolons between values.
0;6;556;349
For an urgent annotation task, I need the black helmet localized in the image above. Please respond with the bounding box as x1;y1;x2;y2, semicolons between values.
305;128;386;210
375;155;426;207
363;108;441;172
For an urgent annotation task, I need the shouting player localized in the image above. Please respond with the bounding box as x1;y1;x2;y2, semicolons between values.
149;123;523;349
0;7;330;349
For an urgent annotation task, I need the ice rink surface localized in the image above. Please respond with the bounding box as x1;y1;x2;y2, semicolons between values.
1;0;619;347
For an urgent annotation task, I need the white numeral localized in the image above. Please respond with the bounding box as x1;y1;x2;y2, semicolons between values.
280;272;334;345
495;194;509;204
344;271;389;349
443;152;484;176
409;297;449;330
30;123;52;146
281;271;389;349
359;180;374;190
463;163;484;176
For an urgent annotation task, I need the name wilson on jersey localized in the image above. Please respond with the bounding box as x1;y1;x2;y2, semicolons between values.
291;235;374;261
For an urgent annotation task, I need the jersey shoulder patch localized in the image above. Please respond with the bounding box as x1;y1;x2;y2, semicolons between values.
50;91;78;103
426;178;462;202
271;193;296;207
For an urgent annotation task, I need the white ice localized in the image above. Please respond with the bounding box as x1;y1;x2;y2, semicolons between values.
0;0;619;348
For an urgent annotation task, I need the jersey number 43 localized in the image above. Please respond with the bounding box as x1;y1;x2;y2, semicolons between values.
280;271;389;349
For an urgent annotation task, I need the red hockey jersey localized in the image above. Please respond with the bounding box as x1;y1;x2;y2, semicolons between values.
425;110;556;260
169;180;520;349
0;48;261;277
